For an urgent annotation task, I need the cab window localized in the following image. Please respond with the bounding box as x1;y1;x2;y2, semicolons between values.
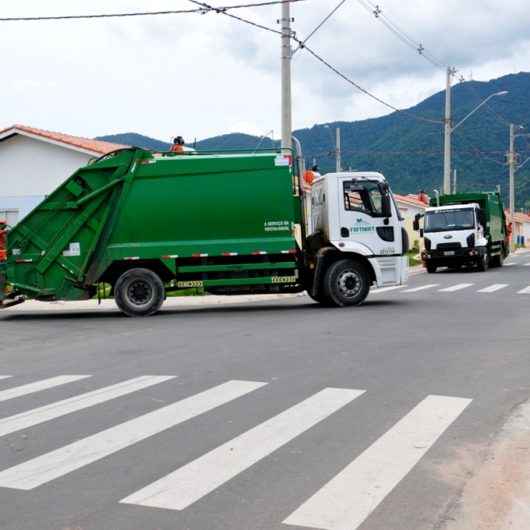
343;181;384;217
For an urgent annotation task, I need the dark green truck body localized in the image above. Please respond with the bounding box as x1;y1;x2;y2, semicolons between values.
1;148;303;305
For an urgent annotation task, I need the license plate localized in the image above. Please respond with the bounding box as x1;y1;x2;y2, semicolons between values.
444;251;455;256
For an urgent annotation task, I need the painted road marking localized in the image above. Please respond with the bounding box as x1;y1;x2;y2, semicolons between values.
0;376;12;381
524;263;530;267
371;286;406;295
517;286;530;294
477;284;509;293
504;263;516;267
439;283;474;292
283;395;472;530
121;388;365;511
402;284;439;293
0;375;91;403
0;380;266;490
0;376;175;438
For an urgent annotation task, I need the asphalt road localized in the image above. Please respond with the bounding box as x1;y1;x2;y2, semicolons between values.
1;252;530;530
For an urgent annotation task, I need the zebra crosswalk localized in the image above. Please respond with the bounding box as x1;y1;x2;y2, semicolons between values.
373;282;530;297
0;374;472;530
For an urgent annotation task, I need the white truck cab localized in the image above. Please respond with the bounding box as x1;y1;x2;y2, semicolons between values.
421;203;487;272
309;171;408;295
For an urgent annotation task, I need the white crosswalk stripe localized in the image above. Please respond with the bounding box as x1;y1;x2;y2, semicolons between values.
504;262;516;267
0;380;265;490
402;284;439;293
517;286;530;294
120;388;365;511
439;283;474;292
477;284;508;293
0;376;12;381
0;375;174;438
283;395;472;530
0;375;91;403
524;262;530;266
370;286;406;294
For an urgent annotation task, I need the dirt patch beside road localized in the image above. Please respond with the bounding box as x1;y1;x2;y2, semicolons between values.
439;400;530;530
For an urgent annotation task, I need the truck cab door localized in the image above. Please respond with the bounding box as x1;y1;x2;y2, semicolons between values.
338;177;403;257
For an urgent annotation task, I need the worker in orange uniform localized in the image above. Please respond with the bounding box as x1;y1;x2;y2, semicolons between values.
170;136;185;153
0;220;6;262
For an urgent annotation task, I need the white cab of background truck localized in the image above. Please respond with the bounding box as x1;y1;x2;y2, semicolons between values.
310;171;408;288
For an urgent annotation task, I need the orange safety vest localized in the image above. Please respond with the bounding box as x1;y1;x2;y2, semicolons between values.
170;144;184;153
0;224;7;262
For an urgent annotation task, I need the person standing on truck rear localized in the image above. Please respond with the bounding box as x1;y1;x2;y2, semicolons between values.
170;136;185;153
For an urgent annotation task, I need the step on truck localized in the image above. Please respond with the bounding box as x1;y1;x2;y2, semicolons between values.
0;147;408;316
414;191;509;273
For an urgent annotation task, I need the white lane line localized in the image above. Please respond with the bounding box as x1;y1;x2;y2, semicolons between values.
0;375;91;403
0;375;175;438
439;283;474;293
371;286;406;295
283;395;472;530
477;284;508;293
121;387;365;511
517;286;530;294
0;380;266;490
402;284;439;293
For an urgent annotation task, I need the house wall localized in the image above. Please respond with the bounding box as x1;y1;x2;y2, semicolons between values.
0;135;92;223
396;202;425;251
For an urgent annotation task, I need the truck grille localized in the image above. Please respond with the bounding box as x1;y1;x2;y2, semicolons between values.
436;242;461;250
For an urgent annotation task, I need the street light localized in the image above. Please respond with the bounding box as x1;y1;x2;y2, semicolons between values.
443;79;509;194
451;91;508;132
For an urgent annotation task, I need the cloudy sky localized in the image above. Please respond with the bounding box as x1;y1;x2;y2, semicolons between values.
1;0;530;142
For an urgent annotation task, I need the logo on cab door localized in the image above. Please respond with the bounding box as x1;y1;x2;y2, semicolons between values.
351;218;375;234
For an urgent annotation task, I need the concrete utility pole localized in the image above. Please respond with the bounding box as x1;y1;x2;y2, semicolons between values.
280;2;292;152
509;124;516;216
335;127;342;172
443;67;455;195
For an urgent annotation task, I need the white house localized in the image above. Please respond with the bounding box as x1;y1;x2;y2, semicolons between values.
0;124;125;225
394;193;429;249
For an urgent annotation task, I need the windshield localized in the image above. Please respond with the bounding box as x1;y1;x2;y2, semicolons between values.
424;209;475;233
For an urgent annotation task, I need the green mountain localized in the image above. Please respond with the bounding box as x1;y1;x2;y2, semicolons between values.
97;72;530;209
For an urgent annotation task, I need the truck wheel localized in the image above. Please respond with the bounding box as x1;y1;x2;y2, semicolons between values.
426;264;437;274
490;253;504;268
477;254;489;272
322;259;370;307
114;268;165;317
306;290;333;306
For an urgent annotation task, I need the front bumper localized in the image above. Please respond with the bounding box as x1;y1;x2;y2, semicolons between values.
421;247;485;267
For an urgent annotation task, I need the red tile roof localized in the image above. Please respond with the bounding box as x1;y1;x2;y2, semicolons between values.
0;124;128;155
394;193;429;208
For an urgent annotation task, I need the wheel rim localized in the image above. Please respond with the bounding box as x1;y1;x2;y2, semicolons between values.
336;269;363;299
125;279;154;307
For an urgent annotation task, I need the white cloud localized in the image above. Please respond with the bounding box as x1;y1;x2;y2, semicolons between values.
0;0;529;141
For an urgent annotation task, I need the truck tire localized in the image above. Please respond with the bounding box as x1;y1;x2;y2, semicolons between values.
477;253;489;272
114;268;165;317
306;290;333;306
322;259;370;307
426;263;437;274
490;252;504;268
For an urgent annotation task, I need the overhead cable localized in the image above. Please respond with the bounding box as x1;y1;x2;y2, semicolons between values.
0;0;303;22
292;0;348;55
356;0;446;70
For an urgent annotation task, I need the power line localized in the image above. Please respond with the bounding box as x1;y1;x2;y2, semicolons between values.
0;0;303;22
189;0;441;124
292;0;348;55
301;44;442;124
356;0;446;70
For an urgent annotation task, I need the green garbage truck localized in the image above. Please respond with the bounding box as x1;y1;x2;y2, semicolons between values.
0;147;408;316
414;191;510;273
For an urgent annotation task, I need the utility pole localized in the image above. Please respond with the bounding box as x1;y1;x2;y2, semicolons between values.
335;127;342;172
509;124;516;216
443;67;456;195
280;2;292;152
